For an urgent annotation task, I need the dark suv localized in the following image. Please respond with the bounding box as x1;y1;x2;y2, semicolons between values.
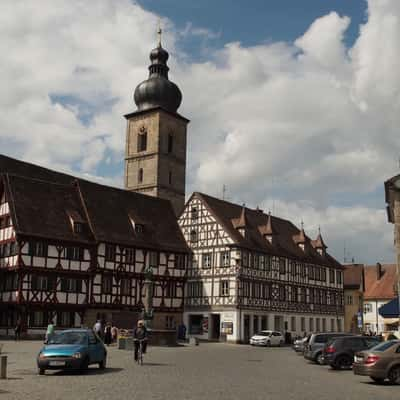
323;336;381;369
304;333;352;364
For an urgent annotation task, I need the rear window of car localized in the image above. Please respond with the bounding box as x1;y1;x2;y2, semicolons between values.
371;341;399;352
314;335;329;343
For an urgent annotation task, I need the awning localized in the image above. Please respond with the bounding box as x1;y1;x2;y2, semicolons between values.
379;298;399;318
382;318;399;325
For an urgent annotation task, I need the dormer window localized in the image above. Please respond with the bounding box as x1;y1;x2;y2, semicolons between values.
135;224;144;233
129;214;145;234
74;222;83;234
299;243;305;251
265;234;272;243
67;210;86;235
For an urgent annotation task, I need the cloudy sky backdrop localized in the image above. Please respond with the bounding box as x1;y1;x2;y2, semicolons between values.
1;0;399;264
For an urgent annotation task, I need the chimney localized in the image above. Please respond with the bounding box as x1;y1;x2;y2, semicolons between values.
376;263;382;280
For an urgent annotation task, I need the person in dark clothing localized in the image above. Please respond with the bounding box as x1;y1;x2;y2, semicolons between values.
104;322;112;346
133;320;148;361
14;319;22;341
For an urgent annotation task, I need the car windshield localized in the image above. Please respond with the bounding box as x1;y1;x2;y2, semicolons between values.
256;331;271;337
370;340;399;352
48;331;87;345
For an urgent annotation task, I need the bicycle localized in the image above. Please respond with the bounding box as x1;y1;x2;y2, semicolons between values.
134;339;145;365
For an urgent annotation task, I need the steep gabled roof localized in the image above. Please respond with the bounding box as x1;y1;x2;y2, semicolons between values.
193;192;342;268
4;174;94;244
0;154;189;253
343;264;364;290
364;264;398;300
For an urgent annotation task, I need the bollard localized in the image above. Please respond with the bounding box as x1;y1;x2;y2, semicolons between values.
0;355;7;379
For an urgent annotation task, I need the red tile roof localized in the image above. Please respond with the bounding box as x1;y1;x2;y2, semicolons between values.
364;264;398;300
343;264;364;290
193;192;342;268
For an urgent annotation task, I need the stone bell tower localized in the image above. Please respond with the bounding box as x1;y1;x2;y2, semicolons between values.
124;28;189;216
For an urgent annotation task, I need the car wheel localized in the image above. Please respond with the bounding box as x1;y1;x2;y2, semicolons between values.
370;377;385;384
266;340;271;347
316;353;325;365
38;368;45;375
336;355;352;370
99;357;106;370
388;366;400;384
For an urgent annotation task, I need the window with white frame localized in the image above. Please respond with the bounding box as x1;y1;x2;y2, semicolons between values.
221;251;230;267
174;254;185;269
149;251;158;267
220;280;229;297
191;207;198;221
364;303;372;313
202;253;212;269
190;230;198;243
125;248;135;264
346;295;353;305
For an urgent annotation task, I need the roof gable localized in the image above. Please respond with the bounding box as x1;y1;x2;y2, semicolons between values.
194;192;342;268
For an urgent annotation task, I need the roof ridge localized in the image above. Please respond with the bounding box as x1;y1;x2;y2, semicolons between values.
195;191;292;224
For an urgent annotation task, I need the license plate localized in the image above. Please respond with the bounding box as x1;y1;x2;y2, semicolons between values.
49;361;66;366
354;356;363;363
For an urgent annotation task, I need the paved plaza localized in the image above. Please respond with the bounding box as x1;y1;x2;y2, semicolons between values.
0;341;398;400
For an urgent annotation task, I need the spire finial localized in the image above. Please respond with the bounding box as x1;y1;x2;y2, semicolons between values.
301;220;304;230
318;225;321;235
157;18;162;47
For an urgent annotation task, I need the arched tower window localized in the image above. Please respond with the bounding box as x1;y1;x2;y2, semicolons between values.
138;127;147;152
138;168;143;183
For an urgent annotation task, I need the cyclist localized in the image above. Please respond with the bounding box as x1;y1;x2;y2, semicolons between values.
133;320;148;361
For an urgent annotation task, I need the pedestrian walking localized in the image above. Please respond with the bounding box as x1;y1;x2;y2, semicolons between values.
104;322;112;346
93;320;102;337
111;325;118;343
45;320;55;343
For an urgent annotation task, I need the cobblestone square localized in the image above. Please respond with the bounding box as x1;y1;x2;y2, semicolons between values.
0;341;398;400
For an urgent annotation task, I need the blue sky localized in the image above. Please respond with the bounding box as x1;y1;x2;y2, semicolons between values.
137;0;367;55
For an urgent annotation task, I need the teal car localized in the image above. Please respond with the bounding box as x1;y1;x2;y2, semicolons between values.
37;329;107;375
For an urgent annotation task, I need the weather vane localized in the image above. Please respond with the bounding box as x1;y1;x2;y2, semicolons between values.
157;18;162;47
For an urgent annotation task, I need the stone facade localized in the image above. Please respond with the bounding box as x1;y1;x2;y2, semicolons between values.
125;109;188;216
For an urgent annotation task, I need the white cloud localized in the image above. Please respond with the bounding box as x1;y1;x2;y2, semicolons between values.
0;0;398;263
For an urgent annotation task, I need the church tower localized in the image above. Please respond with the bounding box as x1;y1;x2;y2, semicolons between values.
124;29;189;216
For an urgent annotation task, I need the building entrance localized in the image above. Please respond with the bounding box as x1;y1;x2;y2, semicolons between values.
244;315;250;343
211;314;221;340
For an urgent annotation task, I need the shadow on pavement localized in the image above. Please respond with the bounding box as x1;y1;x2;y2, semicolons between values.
47;367;124;376
142;362;173;367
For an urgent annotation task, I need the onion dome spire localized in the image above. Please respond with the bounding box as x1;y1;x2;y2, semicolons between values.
134;23;182;113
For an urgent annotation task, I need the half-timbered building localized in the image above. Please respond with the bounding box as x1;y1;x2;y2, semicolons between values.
179;192;345;343
0;155;190;336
